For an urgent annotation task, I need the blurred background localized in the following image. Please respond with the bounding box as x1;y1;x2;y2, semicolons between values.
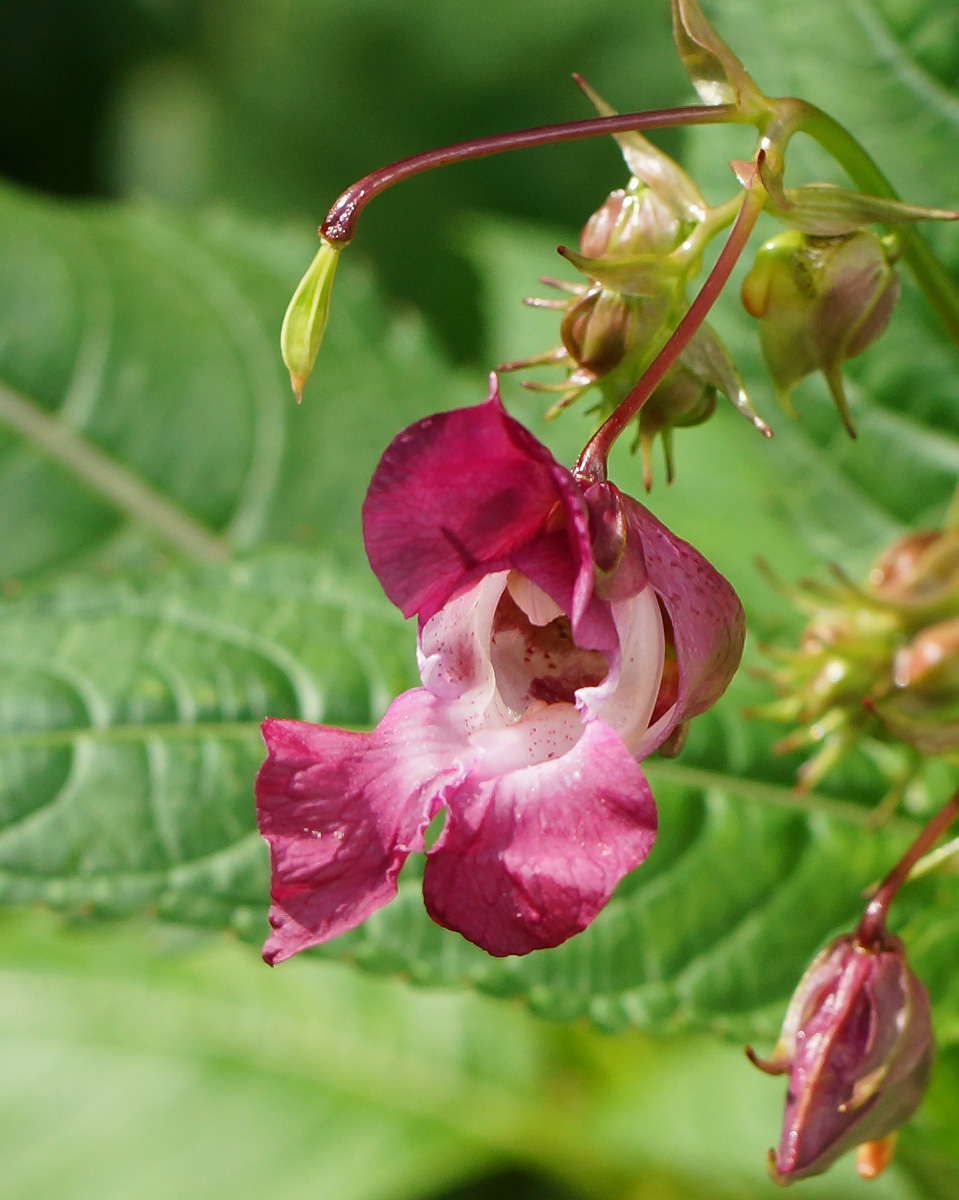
0;0;689;364
2;1;959;1198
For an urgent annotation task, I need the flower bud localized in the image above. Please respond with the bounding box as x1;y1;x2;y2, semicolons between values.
748;930;933;1184
579;181;684;260
281;237;342;402
741;229;899;436
635;323;769;490
559;286;670;382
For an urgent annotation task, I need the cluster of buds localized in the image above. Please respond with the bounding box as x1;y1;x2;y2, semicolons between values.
754;527;959;806
498;79;769;490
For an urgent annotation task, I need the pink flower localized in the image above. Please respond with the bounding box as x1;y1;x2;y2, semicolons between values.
256;378;744;961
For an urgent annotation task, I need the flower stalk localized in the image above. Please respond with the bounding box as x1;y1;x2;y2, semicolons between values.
319;105;741;244
856;786;959;950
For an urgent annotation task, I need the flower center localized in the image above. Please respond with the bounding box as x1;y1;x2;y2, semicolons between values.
489;577;609;719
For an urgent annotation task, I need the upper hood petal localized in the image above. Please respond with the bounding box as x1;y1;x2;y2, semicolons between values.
363;376;595;626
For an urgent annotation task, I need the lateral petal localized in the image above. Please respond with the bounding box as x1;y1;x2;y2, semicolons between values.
256;692;462;963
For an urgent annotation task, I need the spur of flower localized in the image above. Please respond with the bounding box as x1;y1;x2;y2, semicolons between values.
256;378;745;961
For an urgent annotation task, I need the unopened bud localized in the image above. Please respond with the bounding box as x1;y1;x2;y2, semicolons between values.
561;287;658;379
281;237;342;402
748;930;933;1184
579;180;684;259
741;229;899;436
868;528;959;611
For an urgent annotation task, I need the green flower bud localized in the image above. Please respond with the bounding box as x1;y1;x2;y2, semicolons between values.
559;286;667;381
280;237;342;403
741;229;899;436
636;323;769;490
579;181;685;260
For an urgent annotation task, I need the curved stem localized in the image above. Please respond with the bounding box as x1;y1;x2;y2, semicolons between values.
795;102;959;350
574;183;766;484
320;105;741;243
856;786;959;949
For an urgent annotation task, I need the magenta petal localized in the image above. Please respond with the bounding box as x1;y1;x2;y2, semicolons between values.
363;376;594;624
421;719;657;956
256;695;458;963
625;498;745;746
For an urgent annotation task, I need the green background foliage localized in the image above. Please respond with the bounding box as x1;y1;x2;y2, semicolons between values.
2;0;959;1196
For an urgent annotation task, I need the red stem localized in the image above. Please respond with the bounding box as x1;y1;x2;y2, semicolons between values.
320;105;739;243
574;182;766;483
856;787;959;949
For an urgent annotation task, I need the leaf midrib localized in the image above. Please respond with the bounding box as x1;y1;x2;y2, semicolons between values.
0;713;917;832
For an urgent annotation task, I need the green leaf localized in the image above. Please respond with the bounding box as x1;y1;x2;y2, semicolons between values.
3;544;958;1050
0;182;466;583
0;909;515;1200
0;551;415;940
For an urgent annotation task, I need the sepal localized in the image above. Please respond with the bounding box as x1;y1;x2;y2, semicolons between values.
670;0;769;115
768;183;958;238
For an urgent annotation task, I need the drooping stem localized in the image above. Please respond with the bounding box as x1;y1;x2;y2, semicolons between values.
320;105;741;244
856;786;959;949
795;101;959;350
574;182;766;484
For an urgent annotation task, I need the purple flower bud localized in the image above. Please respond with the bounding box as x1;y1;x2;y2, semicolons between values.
748;930;933;1184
